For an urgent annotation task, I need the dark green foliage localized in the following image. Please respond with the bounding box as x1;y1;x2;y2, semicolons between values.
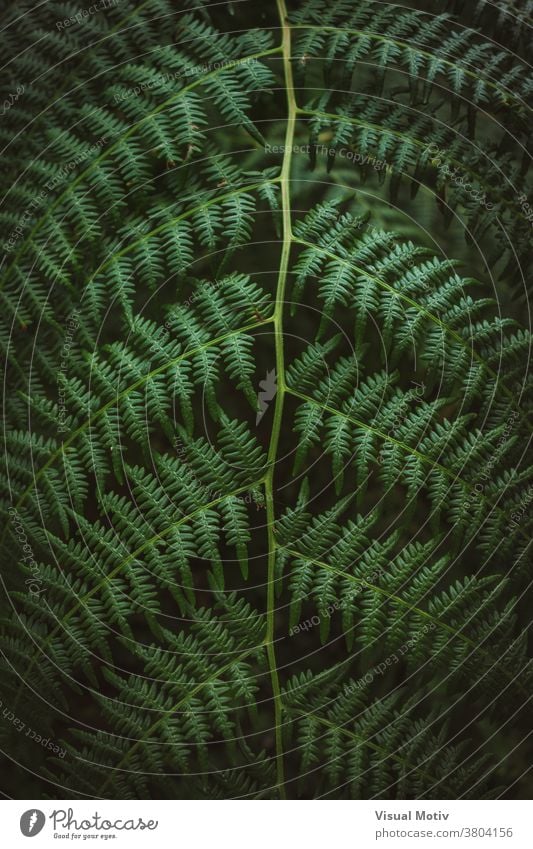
0;0;531;800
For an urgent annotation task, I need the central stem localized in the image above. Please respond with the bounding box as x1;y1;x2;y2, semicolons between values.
264;0;296;800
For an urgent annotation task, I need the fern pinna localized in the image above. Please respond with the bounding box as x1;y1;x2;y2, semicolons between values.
0;0;531;800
